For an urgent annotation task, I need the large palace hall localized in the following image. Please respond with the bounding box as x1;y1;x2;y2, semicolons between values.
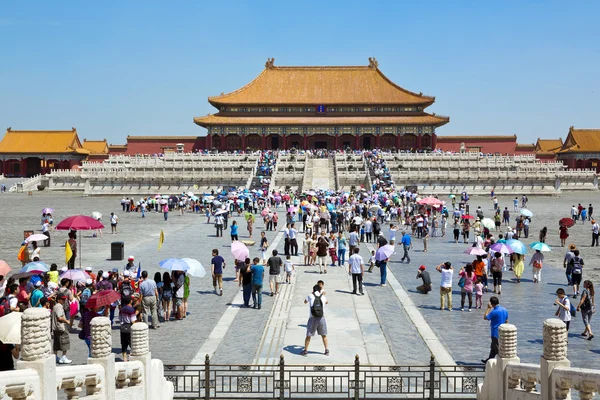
193;58;449;151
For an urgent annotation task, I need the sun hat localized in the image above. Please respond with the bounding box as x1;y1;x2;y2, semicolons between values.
112;268;119;273
102;272;109;278
85;266;92;272
61;266;68;272
128;256;135;261
85;278;93;285
123;270;131;277
568;244;577;250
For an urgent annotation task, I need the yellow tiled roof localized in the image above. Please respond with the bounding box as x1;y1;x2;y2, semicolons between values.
82;139;109;154
208;61;435;107
194;114;449;127
535;139;563;153
559;127;600;153
0;128;84;154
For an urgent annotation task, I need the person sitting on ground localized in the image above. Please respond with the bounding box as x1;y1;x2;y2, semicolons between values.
416;265;432;294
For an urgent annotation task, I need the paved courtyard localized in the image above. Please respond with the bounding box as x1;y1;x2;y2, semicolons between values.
1;191;599;369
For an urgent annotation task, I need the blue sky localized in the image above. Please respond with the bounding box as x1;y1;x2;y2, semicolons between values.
1;1;598;145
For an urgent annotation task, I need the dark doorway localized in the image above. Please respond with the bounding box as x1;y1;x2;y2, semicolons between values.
314;141;327;149
362;136;371;149
271;136;279;149
25;157;41;177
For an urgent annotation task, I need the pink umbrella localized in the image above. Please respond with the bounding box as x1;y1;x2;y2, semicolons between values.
464;247;487;256
490;243;514;254
231;241;249;262
60;269;91;282
0;260;11;276
56;215;105;268
417;197;444;206
261;208;271;217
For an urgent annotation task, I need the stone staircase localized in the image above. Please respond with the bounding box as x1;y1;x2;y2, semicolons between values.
311;158;331;190
301;157;314;192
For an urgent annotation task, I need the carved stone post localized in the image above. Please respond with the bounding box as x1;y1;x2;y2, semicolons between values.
541;318;570;400
16;307;56;400
499;324;520;400
130;322;151;399
88;317;114;399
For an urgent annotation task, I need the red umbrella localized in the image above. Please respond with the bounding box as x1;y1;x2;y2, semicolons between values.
85;290;121;309
559;218;575;228
56;215;105;268
55;215;104;231
462;215;475;220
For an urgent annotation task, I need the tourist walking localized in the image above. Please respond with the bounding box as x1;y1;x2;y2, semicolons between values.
250;257;264;309
239;258;253;307
348;248;364;295
215;214;224;237
400;231;412;263
110;212;118;234
268;250;283;296
301;284;329;356
482;296;508;364
337;232;347;266
513;253;524;283
139;271;159;329
289;223;298;256
554;288;572;331
578;280;595;340
161;272;173;322
119;296;137;361
260;231;269;263
592;220;599;246
52;293;72;364
559;224;569;247
436;262;454;311
230;220;239;241
564;244;576;285
569;249;584;297
211;249;225;296
529;249;544;284
491;252;504;294
459;264;476;311
316;232;329;274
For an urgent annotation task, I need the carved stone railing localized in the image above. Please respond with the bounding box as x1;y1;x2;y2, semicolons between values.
552;367;600;400
0;307;173;400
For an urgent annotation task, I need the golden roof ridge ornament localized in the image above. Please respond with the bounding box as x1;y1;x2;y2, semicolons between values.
368;57;378;69
265;57;275;69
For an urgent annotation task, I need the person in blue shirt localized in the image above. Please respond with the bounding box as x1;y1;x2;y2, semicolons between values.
400;232;412;263
230;221;239;242
250;257;264;309
482;296;509;364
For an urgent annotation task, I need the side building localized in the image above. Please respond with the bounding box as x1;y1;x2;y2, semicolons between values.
194;58;449;151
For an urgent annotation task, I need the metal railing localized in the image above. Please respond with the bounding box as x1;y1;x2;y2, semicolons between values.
164;355;485;400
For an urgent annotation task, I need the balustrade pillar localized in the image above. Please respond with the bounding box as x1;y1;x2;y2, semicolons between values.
542;318;570;400
17;307;56;400
130;322;151;399
88;317;114;399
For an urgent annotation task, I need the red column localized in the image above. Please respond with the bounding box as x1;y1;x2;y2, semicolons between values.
334;135;339;149
431;132;437;150
241;135;247;150
281;135;287;150
416;134;423;149
206;134;212;149
375;135;381;149
220;135;226;151
355;134;360;149
395;134;401;150
303;135;308;150
261;135;267;150
20;158;26;177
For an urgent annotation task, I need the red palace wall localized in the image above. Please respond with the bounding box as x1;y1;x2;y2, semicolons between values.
436;138;519;154
123;137;206;155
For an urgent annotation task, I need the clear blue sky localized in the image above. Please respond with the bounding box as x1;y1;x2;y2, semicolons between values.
1;1;598;145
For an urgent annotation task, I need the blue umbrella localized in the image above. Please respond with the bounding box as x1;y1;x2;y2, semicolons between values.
505;239;528;255
19;261;50;273
159;258;191;272
520;209;533;217
530;242;552;252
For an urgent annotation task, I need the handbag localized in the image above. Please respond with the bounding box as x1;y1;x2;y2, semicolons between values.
458;277;465;288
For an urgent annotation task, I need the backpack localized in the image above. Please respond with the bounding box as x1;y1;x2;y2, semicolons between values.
0;296;11;317
311;294;324;318
121;280;133;299
571;257;583;274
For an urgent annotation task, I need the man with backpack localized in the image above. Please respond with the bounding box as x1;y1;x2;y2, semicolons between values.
569;250;584;298
0;284;19;316
301;284;329;357
119;271;136;312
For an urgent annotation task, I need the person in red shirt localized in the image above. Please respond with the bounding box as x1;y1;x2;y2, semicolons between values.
16;278;29;309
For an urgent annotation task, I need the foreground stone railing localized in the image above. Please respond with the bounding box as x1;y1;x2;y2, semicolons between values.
0;308;173;400
478;318;600;400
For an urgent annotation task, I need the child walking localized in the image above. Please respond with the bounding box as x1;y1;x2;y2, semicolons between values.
284;255;295;284
474;278;484;309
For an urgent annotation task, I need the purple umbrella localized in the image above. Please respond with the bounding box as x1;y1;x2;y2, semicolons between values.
42;208;54;214
490;243;514;254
